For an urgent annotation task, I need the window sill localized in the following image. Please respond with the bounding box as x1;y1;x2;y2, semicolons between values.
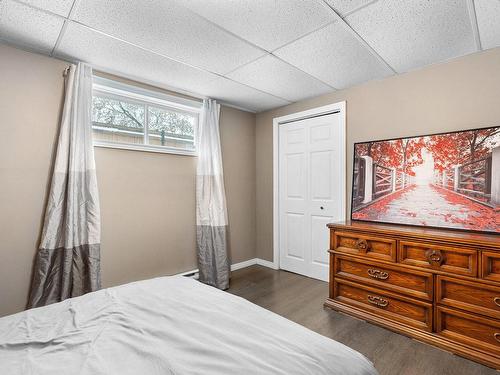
93;140;197;156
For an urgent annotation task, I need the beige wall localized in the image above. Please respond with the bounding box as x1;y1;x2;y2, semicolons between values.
219;106;256;265
0;44;67;318
0;44;256;316
256;48;500;262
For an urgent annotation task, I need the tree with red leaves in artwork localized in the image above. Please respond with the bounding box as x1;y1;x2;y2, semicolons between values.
355;140;403;169
395;137;425;186
355;137;425;189
466;128;499;161
426;132;463;172
355;141;375;158
427;128;499;171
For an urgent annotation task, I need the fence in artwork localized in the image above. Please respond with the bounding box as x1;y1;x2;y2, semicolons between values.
353;156;415;210
433;153;495;206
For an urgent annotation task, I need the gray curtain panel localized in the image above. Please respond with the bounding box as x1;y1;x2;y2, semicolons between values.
196;99;230;290
28;63;101;308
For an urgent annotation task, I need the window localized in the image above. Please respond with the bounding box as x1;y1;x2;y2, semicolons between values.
92;77;201;155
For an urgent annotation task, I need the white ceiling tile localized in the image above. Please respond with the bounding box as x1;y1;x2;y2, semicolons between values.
0;0;63;53
475;0;500;50
197;77;290;112
275;22;393;89
227;55;332;102
346;0;476;72
71;0;265;75
55;22;219;96
56;23;288;112
175;0;334;51
17;0;74;17
324;0;374;16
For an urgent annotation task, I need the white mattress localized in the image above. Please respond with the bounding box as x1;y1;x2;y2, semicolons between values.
0;276;377;374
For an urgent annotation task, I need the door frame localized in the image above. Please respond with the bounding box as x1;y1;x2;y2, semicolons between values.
272;101;347;270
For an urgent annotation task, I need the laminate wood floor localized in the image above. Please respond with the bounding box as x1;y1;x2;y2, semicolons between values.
228;265;497;375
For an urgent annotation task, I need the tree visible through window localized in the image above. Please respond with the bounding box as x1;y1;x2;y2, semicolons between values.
148;106;195;147
91;81;198;153
92;96;145;144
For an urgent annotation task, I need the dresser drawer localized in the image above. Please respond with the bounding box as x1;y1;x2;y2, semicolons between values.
333;279;432;331
436;306;500;357
332;231;396;262
398;241;477;276
481;252;500;283
334;255;433;301
437;276;500;320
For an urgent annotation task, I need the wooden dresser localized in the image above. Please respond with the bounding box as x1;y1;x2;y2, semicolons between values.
325;221;500;368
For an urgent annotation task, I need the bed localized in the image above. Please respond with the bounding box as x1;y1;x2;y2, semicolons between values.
0;276;377;374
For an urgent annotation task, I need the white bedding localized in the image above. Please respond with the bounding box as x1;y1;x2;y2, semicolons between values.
0;276;377;375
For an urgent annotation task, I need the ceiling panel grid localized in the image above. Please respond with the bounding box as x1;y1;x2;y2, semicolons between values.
1;0;499;112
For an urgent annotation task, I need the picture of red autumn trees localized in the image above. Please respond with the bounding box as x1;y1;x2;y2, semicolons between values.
355;137;426;177
352;126;500;234
427;127;499;171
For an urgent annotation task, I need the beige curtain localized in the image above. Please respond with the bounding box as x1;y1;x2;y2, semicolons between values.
196;99;230;290
28;63;101;308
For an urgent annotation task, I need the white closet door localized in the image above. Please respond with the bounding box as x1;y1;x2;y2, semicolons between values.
279;113;343;281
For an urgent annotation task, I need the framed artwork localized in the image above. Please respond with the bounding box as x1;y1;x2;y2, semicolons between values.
351;126;499;234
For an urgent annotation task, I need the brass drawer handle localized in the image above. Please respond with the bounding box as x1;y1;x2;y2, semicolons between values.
367;268;389;280
367;294;389;308
355;239;369;252
494;333;500;343
425;249;445;266
493;297;500;307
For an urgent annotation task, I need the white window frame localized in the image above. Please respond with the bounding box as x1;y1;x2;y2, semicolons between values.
92;76;202;156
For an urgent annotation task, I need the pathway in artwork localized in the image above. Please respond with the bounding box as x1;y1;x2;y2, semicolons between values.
352;184;498;232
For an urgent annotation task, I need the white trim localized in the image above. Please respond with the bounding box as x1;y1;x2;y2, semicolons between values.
272;102;347;272
229;258;278;271
93;124;195;143
93;140;197;156
231;258;257;271
256;258;279;270
174;257;278;277
176;268;199;277
233;258;278;271
93;76;202;114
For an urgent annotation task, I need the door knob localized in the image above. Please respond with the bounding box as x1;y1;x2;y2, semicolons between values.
320;206;324;210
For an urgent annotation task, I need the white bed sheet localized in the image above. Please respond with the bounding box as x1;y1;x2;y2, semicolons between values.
0;276;377;374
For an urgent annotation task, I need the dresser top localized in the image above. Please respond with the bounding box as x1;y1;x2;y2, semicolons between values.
328;220;499;249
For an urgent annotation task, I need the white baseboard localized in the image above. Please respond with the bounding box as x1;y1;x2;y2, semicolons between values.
256;258;279;270
176;268;199;277
232;258;278;271
231;258;257;271
176;257;278;277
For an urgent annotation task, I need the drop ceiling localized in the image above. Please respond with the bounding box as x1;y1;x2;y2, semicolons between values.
0;0;499;112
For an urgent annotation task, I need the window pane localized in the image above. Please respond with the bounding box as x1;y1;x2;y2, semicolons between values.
148;106;195;150
92;95;145;144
